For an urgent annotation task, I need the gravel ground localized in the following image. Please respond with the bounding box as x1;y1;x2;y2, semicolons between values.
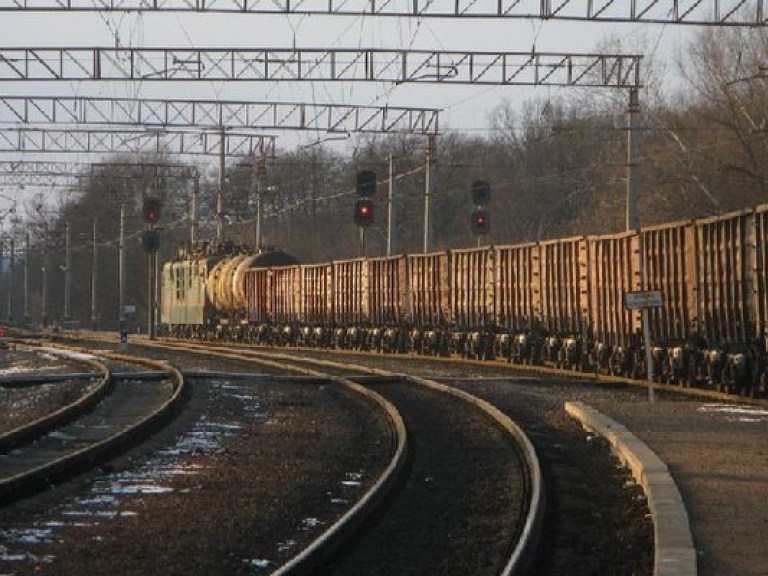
0;349;392;575
0;340;662;575
0;348;93;378
321;380;526;576
0;349;102;435
265;347;768;576
273;351;655;575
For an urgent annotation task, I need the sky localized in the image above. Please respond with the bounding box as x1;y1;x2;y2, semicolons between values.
0;7;699;218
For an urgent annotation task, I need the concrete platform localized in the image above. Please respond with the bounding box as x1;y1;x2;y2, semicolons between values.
566;401;696;576
568;395;768;576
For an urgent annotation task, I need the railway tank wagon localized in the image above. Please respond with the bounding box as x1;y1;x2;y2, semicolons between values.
161;247;297;339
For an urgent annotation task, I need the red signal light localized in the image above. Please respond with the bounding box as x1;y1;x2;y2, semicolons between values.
354;198;374;227
471;207;490;236
142;197;162;224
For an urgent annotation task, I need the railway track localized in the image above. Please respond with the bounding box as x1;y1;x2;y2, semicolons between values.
0;347;113;452
22;332;655;574
0;345;187;506
137;336;653;575
49;335;543;576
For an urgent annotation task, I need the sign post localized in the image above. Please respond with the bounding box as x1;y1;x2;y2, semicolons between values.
624;290;663;403
119;304;136;351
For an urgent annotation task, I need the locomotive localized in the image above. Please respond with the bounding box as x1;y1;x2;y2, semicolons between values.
160;203;768;398
160;241;298;339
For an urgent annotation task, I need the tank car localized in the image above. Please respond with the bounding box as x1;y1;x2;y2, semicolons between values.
160;243;297;339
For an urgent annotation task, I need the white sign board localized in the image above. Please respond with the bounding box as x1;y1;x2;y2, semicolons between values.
624;290;663;310
123;304;137;315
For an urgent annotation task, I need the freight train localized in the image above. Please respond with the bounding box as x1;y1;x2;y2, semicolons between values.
160;204;768;398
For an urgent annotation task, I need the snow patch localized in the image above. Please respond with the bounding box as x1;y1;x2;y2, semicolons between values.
698;403;768;422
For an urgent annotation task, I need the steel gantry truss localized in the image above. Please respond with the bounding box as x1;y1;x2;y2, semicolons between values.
0;159;196;177
0;0;764;25
0;160;199;187
0;127;277;156
0;48;643;88
0;96;440;135
0;171;81;186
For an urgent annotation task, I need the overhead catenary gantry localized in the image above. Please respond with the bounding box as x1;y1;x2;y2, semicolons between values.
0;0;763;26
0;96;440;135
0;172;82;186
0;126;277;157
0;160;199;187
0;159;197;178
0;96;441;242
0;48;642;88
0;46;642;249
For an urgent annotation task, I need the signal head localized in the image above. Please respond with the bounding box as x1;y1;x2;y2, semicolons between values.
356;170;377;197
142;196;162;224
471;207;490;236
354;198;374;227
471;180;491;206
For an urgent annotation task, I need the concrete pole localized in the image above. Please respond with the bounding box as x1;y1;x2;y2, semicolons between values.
154;248;160;336
23;231;29;324
627;88;653;401
255;163;263;250
147;248;156;340
118;205;126;341
6;236;13;322
216;126;226;242
64;221;71;320
191;174;199;246
423;135;436;253
0;235;4;322
387;153;394;257
41;224;48;327
626;88;640;231
91;218;98;330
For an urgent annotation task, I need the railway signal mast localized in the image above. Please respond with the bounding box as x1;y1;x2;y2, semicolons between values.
142;196;162;340
470;180;491;246
355;170;376;256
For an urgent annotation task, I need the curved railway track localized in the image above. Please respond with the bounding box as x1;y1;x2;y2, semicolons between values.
0;345;187;506
0;347;113;453
134;336;652;575
26;332;656;574
53;335;543;576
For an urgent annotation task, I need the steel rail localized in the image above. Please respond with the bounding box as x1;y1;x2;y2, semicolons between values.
0;344;113;453
225;347;544;576
127;336;543;576
0;344;188;504
107;338;410;576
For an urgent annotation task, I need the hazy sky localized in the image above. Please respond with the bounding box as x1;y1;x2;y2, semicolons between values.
0;9;698;215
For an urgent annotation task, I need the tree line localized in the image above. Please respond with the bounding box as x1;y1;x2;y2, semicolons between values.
3;25;767;330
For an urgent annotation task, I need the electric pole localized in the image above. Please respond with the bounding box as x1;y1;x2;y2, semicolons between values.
626;88;640;231
91;218;98;330
64;221;71;321
423;135;436;253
